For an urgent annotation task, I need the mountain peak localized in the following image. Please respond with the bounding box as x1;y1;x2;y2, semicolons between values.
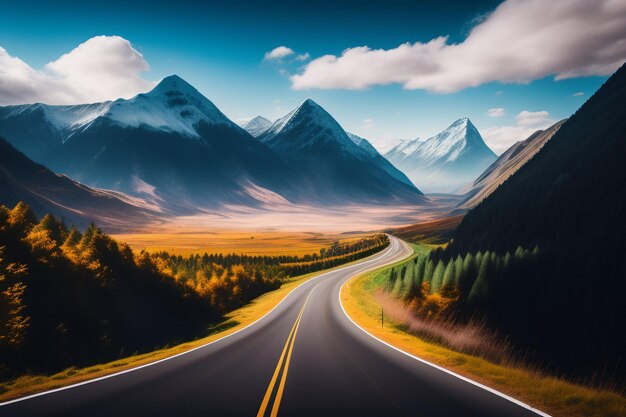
148;74;200;98
261;98;346;142
240;115;272;137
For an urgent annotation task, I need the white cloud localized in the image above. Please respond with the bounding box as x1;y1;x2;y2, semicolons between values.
515;110;551;127
486;107;506;117
495;90;504;95
295;53;310;62
264;46;294;61
482;110;554;154
362;118;375;130
0;36;153;105
291;0;626;92
572;91;584;96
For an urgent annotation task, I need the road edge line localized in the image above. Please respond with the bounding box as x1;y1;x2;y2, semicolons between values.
338;237;552;417
0;240;396;407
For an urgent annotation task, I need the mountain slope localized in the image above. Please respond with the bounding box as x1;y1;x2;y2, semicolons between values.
0;137;155;230
0;76;302;212
456;119;566;210
347;132;416;188
443;62;626;378
239;116;272;137
385;118;497;193
258;99;426;205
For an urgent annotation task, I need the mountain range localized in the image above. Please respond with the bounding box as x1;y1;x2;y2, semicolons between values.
0;76;425;212
257;99;426;205
456;119;566;210
385;118;497;193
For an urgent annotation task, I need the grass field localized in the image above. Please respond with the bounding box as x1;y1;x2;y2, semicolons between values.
341;244;626;417
0;251;380;402
112;229;367;256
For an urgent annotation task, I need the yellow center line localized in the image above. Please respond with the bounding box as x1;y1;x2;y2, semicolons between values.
256;288;315;417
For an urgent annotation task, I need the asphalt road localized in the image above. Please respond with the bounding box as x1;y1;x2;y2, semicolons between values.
0;236;546;417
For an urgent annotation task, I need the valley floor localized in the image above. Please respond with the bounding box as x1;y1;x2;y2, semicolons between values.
113;196;462;255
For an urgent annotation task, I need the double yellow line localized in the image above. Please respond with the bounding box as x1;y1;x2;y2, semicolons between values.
256;291;313;417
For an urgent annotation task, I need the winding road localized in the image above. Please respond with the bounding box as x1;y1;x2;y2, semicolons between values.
0;236;546;417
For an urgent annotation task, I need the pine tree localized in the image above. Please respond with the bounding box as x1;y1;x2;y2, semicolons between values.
431;260;445;293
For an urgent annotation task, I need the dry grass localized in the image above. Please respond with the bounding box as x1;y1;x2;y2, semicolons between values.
0;251;384;402
376;291;513;364
112;229;366;256
341;255;626;417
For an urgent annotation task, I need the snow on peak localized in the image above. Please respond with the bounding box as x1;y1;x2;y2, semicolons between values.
263;98;348;142
347;132;379;157
106;74;235;136
14;75;237;140
391;118;490;163
240;115;272;137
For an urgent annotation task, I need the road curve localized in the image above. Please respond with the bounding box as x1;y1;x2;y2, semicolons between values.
0;236;545;417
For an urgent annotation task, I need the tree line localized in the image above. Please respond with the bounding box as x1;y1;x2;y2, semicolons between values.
0;202;388;380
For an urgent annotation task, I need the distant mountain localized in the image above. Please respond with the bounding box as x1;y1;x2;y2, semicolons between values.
385;118;497;193
258;99;427;205
346;132;415;188
456;120;566;210
444;62;626;379
239;116;272;137
0;75;302;212
0;137;155;230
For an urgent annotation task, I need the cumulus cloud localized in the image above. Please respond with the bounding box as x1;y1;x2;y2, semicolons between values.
486;107;506;117
515;110;551;126
264;46;295;61
291;0;626;92
0;36;153;105
482;110;554;154
572;91;584;96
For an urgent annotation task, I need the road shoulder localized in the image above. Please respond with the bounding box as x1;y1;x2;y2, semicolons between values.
339;243;626;417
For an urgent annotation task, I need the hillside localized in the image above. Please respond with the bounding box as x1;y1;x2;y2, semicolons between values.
441;62;626;379
456;120;566;210
0;137;156;230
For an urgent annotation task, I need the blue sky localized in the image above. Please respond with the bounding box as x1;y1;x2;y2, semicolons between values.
0;0;621;153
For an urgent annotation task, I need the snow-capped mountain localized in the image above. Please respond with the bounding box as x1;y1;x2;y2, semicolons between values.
258;99;426;204
239;115;272;137
347;132;415;188
0;75;302;212
385;118;497;193
456;119;566;210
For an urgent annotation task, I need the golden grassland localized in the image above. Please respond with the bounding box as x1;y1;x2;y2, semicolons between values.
0;254;375;402
341;247;626;417
112;229;366;256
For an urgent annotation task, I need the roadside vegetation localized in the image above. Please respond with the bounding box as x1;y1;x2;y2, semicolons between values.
342;244;626;417
0;201;388;395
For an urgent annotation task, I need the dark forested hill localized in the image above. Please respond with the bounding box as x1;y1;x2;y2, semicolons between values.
443;62;626;380
0;137;156;230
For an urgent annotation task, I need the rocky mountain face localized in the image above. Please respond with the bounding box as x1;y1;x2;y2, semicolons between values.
258;99;427;205
456;120;566;210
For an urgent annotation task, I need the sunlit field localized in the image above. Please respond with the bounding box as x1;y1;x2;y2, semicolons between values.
114;199;459;255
